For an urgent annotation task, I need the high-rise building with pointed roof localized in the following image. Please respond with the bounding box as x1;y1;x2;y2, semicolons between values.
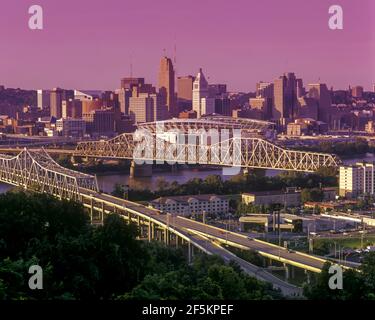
192;68;214;118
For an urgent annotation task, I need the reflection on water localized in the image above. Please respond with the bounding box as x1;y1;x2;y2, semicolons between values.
97;167;283;193
97;168;228;193
0;184;13;194
96;154;375;193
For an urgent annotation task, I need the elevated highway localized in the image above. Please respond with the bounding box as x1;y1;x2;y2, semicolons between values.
0;147;349;296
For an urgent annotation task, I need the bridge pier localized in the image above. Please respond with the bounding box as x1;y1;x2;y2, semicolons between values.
283;263;289;280
188;241;192;264
151;223;155;240
90;197;94;224
305;270;311;284
101;202;105;225
164;229;170;245
148;219;152;242
291;265;295;279
130;161;153;178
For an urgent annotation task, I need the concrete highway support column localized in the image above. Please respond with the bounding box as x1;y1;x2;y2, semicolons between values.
164;229;169;245
151;222;155;240
90;197;94;224
188;242;192;264
305;270;311;284
148;219;152;242
283;263;289;280
101;202;105;224
130;160;153;178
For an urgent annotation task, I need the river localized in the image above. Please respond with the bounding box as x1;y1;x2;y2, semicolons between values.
1;154;374;194
95;153;375;193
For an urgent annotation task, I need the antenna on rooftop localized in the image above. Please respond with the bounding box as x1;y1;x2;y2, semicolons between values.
174;36;177;76
130;53;133;78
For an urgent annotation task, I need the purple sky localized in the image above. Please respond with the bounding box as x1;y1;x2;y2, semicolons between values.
0;0;374;91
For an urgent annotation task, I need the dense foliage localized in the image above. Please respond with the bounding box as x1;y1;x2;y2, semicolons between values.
304;254;375;300
300;138;373;157
300;188;324;203
0;191;281;300
115;169;337;202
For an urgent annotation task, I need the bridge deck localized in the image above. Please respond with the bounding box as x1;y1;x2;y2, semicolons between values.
80;189;331;273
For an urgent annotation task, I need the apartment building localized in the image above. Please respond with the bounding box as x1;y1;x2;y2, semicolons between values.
339;162;375;198
149;194;229;216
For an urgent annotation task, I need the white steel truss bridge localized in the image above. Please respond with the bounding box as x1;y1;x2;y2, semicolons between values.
0;148;98;201
75;131;341;172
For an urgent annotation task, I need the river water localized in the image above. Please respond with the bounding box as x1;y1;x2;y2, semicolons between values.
1;154;374;194
95;153;375;193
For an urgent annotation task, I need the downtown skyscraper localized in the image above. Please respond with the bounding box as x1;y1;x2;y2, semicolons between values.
158;56;177;117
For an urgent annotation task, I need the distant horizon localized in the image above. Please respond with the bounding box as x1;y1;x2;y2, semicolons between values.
1;0;374;91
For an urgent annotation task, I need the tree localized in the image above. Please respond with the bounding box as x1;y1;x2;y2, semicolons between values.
0;191;282;300
304;253;375;300
112;183;127;198
155;177;170;192
301;188;324;203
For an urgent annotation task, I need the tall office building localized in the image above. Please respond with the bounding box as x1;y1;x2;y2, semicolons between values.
296;79;305;98
83;109;115;136
177;76;195;112
307;83;331;123
37;90;51;110
118;78;154;115
296;97;318;120
255;82;274;120
50;88;64;119
351;86;364;98
273;76;287;122
208;84;227;97
273;73;298;124
192;68;214;118
214;96;231;116
256;82;273;97
120;77;145;90
285;73;297;119
116;88;132;115
249;97;272;120
158;56;176;117
50;88;73;119
177;76;195;101
373;84;375;93
129;84;167;123
62;99;82;119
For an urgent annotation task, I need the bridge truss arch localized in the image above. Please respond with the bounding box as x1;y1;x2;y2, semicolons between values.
0;148;98;201
75;131;340;172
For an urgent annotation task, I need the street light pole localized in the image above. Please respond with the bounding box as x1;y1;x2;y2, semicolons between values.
225;223;228;245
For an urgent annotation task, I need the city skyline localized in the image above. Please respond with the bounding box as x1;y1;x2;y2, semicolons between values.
0;0;374;91
2;66;375;94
